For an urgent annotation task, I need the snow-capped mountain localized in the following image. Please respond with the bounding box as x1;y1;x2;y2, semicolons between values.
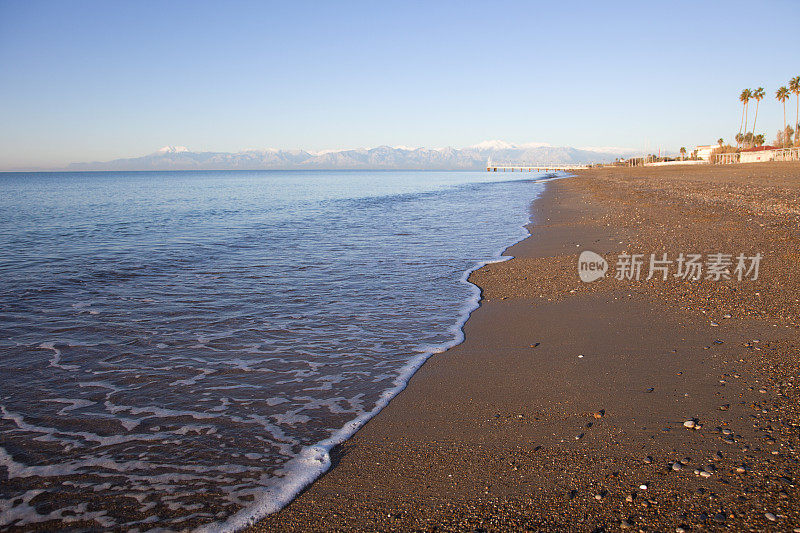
67;142;638;171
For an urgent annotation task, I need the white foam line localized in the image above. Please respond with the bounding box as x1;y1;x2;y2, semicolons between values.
40;342;79;371
201;181;545;533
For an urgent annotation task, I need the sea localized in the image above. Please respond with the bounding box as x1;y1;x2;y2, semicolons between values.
0;170;546;531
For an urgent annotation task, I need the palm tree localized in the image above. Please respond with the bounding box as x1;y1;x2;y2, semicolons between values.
738;89;751;145
679;147;686;160
717;138;724;147
755;134;765;147
790;76;800;146
751;87;765;136
777;86;790;146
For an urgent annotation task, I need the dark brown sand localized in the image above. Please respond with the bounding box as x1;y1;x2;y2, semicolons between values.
252;163;800;532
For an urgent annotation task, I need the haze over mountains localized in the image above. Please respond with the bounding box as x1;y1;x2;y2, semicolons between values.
66;142;638;171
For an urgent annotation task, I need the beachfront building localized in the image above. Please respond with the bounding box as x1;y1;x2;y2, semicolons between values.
694;145;716;161
740;146;776;163
738;146;800;163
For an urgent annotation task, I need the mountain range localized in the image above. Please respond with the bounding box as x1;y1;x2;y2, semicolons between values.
66;142;639;171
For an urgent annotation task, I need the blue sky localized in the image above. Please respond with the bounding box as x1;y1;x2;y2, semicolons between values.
1;0;799;168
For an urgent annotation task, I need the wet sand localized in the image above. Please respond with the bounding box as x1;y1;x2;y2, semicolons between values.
252;163;800;532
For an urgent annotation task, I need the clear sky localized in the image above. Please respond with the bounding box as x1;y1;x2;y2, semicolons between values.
1;0;799;169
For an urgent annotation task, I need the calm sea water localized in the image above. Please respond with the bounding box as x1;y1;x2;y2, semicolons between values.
0;170;544;530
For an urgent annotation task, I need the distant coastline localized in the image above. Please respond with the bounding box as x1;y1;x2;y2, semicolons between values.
6;142;637;173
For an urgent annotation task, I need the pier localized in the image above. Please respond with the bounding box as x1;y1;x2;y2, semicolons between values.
486;164;587;172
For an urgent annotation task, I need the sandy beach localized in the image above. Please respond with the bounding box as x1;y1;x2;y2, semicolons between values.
252;163;800;532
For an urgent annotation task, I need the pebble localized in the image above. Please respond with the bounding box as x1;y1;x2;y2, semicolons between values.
719;404;730;411
676;528;686;533
593;409;605;419
711;321;719;326
700;470;712;478
765;512;777;521
683;420;696;428
736;466;747;474
671;462;682;471
639;484;648;490
643;456;652;464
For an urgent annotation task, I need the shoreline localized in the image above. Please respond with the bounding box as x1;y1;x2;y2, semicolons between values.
212;175;550;532
252;163;800;532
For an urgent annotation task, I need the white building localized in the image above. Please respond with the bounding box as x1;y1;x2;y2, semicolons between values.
695;145;716;161
740;147;774;163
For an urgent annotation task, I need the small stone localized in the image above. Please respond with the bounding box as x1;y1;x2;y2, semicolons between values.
577;354;584;358
719;404;730;411
639;484;648;490
684;420;696;429
575;433;584;440
643;456;652;464
645;387;655;393
722;428;732;435
594;493;602;500
593;409;605;419
626;494;634;502
676;528;686;533
759;388;767;394
700;470;712;478
711;321;719;326
765;512;777;521
672;462;683;471
735;466;746;474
